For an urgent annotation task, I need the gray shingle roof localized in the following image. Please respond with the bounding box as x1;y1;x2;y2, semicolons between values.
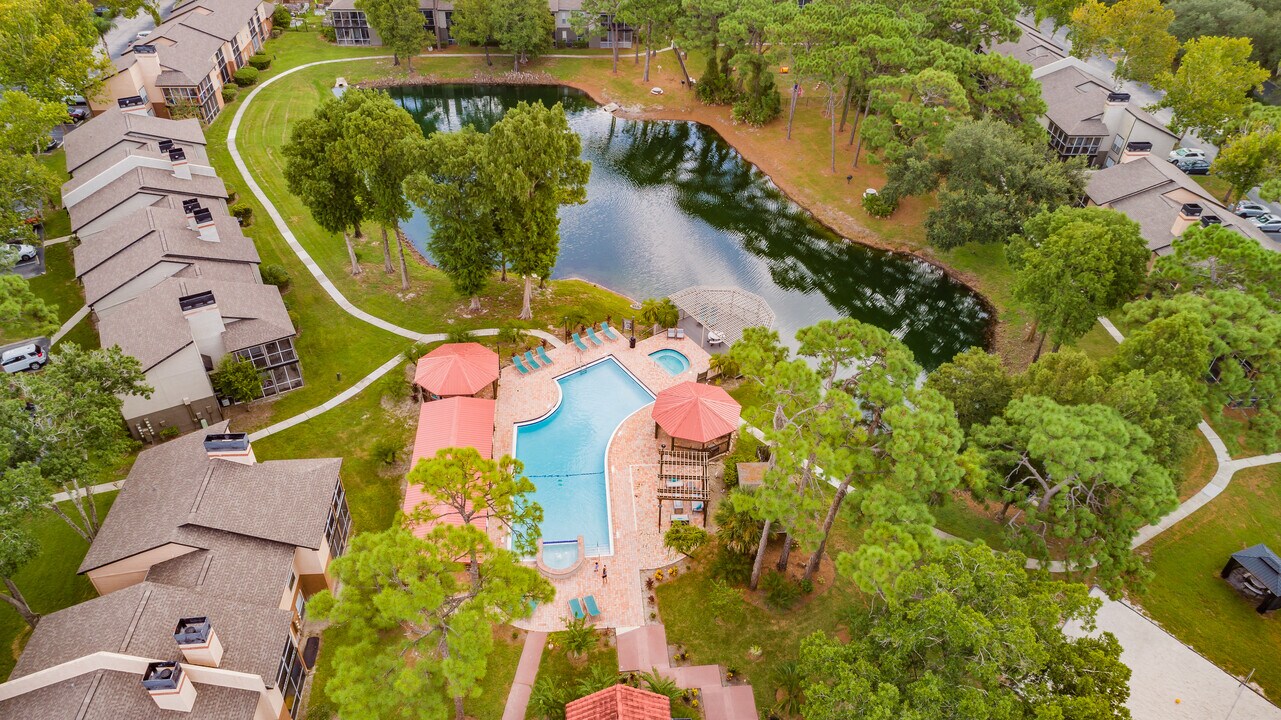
78;421;340;574
985;17;1067;69
117;0;269;88
1032;58;1177;140
1232;544;1281;595
66;167;227;234
63;108;206;174
64;142;213;196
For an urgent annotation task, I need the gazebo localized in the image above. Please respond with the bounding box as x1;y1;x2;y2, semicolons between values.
668;286;776;349
651;381;741;458
413;342;500;399
1221;544;1281;613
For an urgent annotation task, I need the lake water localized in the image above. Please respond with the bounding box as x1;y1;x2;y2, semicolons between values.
389;84;991;369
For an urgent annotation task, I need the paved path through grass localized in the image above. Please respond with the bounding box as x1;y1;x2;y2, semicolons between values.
50;305;88;345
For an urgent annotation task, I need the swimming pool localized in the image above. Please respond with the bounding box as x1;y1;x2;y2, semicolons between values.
513;357;654;555
649;348;691;376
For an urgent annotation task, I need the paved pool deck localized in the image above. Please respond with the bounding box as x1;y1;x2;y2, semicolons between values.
492;332;712;633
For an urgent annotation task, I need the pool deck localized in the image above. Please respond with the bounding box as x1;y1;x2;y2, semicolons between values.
493;332;712;633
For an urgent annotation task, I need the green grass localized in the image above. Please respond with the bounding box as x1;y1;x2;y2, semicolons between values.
1139;464;1281;700
531;630;621;719
52;313;99;350
931;494;1009;549
0;492;117;680
1193;174;1234;204
0;241;85;344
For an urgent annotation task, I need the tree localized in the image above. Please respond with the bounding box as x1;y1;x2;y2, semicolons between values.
1148;223;1281;305
1;344;151;543
451;0;497;65
357;0;428;71
800;543;1130;720
1152;36;1270;142
663;523;709;557
405;446;543;578
1010;206;1148;353
624;0;680;82
486;101;590;319
1108;311;1212;387
310;524;553;720
925;347;1014;431
0;91;69;154
973;396;1177;593
340;88;425;290
918;0;1020;50
0;275;59;337
493;0;554;73
406;126;500;311
886;119;1085;248
0;151;60;246
731;52;781;127
578;0;628;73
105;0;164;25
638;296;678;335
0;462;46;627
210;355;263;404
1212;128;1281;204
1068;0;1178;87
1168;0;1281;83
282;96;369;275
964;53;1049;140
0;0;112;102
1024;0;1086;32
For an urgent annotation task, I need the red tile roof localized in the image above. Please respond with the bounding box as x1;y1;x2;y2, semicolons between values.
403;397;496;538
651;381;741;443
566;685;672;720
413;342;500;397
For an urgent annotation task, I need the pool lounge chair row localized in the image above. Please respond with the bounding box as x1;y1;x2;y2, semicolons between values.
572;321;621;351
512;346;555;375
569;594;602;620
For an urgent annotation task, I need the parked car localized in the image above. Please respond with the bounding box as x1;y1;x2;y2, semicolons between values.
1175;158;1211;175
135;30;151;41
68;105;90;122
1168;147;1207;163
0;243;38;265
1251;214;1281;233
1232;200;1270;218
1;344;47;374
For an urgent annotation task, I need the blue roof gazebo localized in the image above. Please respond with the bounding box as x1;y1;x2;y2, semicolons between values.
1221;544;1281;613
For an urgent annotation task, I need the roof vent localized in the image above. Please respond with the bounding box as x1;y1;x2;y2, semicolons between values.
142;661;197;712
169;146;190;180
117;96;148;115
158;139;174;153
193;207;219;242
1180;203;1204;219
179;290;216;313
174;616;223;667
1126;141;1152;152
1106;92;1130;103
1201;215;1222;226
203;432;256;465
133;43;158;55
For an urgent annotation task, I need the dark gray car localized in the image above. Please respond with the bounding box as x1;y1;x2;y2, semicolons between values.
1175;158;1211;175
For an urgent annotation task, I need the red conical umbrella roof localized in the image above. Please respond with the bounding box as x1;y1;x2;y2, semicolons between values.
651;381;741;443
413;342;500;397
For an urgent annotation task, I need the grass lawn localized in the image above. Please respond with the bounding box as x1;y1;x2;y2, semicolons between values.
1138;464;1281;700
1193;174;1234;205
52;312;99;350
0;492;117;680
932;493;1010;549
531;629;621;719
0;242;85;345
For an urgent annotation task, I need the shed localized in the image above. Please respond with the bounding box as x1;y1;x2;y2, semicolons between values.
1221;544;1281;613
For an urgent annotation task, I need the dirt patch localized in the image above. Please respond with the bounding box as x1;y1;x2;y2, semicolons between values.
738;537;838;613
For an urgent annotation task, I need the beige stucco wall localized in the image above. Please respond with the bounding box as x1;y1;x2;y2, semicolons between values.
120;345;217;421
85;543;200;594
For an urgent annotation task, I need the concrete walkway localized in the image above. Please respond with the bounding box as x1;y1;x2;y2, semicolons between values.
42;235;73;246
50;304;89;345
617;625;757;720
501;631;547;720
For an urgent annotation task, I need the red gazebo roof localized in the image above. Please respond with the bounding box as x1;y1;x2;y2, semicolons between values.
566;684;671;720
651;381;741;443
413;342;500;397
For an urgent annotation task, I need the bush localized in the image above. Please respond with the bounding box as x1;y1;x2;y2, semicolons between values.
260;263;291;288
862;191;898;218
211;355;263;404
369;436;400;465
321;25;336;42
762;571;800;610
159;426;182;440
664;524;709;557
271;4;291;27
221;84;239;103
405;342;429;364
233;66;259;86
708;545;752;585
229;203;254;226
560;618;596;658
731;55;782;127
248;54;271;71
446;328;476;344
799;578;814;595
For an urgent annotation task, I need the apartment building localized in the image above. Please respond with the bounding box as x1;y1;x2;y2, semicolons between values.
65;107;303;440
93;0;275;123
328;0;632;50
0;428;349;720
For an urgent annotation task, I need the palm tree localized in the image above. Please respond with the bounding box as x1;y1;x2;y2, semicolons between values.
561;617;597;659
574;664;621;698
639;668;682;701
528;678;569;720
446;328;476;344
496;326;524;358
772;661;804;718
639;297;678;336
713;490;765;556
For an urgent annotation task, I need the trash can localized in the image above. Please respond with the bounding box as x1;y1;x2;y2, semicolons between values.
629;336;637;349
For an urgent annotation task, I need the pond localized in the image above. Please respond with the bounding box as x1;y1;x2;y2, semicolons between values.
389;84;991;369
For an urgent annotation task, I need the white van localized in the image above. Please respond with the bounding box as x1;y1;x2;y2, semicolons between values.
1;343;47;373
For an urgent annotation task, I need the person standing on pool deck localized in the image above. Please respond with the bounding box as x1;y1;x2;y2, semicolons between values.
602;565;608;583
594;560;600;575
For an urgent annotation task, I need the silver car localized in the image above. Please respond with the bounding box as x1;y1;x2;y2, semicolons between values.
1;343;47;373
1251;214;1281;233
0;243;37;265
1232;201;1270;218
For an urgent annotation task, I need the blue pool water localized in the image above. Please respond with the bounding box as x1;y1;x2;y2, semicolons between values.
514;358;654;554
649;349;691;376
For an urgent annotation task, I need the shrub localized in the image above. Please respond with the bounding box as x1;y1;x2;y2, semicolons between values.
233;66;259;86
862;191;898;218
271;4;291;27
446;328;476;344
159;426;182;440
799;578;814;595
560;617;596;658
221;84;239;103
260;263;291;288
321;25;336;42
663;524;709;557
707;578;742;621
731;55;782;127
248;54;271;71
762;571;800;610
369;436;400;465
224;183;238;203
404;342;429;364
722;433;763;489
211;355;262;404
230;203;254;226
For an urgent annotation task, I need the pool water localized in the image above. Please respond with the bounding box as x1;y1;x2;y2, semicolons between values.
514;358;654;554
542;541;579;570
649;349;691;375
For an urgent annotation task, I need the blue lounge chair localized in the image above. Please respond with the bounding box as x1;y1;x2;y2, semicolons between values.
524;350;541;369
572;333;589;351
587;327;605;346
512;356;529;375
537;346;553;365
601;322;620;340
583;595;601;618
568;597;586;620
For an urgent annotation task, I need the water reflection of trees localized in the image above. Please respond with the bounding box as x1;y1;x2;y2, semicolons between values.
601;119;990;367
390;86;989;368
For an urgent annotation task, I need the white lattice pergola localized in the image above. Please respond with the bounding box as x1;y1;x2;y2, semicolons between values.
668;286;776;346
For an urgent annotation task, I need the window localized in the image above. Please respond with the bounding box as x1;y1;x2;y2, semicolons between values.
1109;133;1124;156
250;13;264;51
325;482;352;557
215;48;231;84
275;637;306;719
231;35;244;66
234;337;303;397
444;11;455;42
1047;121;1101;159
420;8;436;31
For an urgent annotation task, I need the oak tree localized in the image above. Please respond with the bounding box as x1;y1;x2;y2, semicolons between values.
1152;36;1270;142
357;0;429;70
1068;0;1178;87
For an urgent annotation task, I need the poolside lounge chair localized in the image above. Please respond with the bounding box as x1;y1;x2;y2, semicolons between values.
676;328;686;340
693;501;705;513
524;350;542;369
568;598;586;621
583;595;602;618
602;322;620;340
587;327;605;346
537;346;554;365
512;356;530;375
667;328;677;339
572;333;589;351
671;514;690;525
